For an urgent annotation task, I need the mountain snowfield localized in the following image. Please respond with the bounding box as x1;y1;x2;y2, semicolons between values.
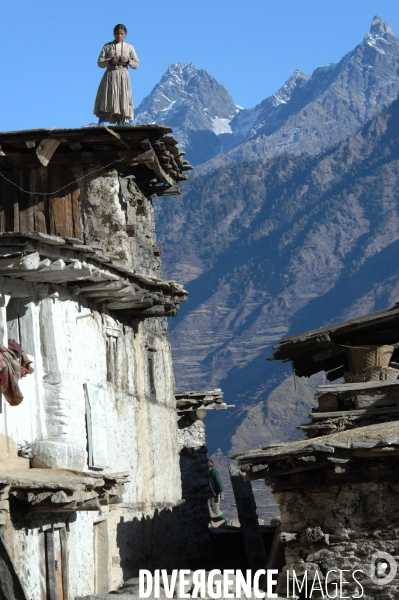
138;16;399;519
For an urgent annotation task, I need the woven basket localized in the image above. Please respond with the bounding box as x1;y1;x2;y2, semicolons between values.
343;365;399;383
347;345;394;374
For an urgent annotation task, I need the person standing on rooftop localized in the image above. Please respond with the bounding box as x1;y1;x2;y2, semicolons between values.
94;24;139;126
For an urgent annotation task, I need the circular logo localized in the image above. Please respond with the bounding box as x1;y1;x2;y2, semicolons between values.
370;551;397;586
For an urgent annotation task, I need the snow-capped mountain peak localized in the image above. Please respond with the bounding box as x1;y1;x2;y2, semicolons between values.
135;63;241;164
370;15;395;37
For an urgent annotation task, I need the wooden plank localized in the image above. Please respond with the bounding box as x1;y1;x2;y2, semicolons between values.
106;299;153;310
0;532;28;600
32;167;49;233
82;284;135;299
70;175;82;240
12;168;19;232
354;389;399;409
48;168;80;239
297;423;337;431
19;267;93;283
0;231;66;245
229;464;267;571
76;281;123;294
274;306;399;351
53;530;64;600
265;524;285;574
18;168;34;232
0;149;164;169
59;528;69;600
39;532;47;600
0;170;15;232
104;126;131;149
309;406;399;421
45;529;57;600
317;380;399;394
36;139;60;167
349;449;399;457
49;168;66;238
0;176;6;233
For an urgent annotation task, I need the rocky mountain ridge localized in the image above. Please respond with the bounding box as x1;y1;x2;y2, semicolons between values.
137;16;399;170
135;63;240;165
136;16;399;519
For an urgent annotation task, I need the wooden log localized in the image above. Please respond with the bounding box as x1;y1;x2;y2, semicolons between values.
318;393;339;411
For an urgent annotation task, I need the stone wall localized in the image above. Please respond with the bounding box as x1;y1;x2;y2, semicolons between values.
275;481;399;599
82;171;162;278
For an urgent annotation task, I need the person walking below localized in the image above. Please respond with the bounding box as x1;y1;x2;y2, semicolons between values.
207;459;227;527
94;24;139;126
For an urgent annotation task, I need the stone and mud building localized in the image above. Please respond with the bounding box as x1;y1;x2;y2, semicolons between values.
0;124;197;599
234;303;399;599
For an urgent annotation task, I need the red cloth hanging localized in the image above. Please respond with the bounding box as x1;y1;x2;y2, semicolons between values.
0;346;24;406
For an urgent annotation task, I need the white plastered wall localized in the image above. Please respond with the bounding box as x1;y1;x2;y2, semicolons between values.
0;282;183;596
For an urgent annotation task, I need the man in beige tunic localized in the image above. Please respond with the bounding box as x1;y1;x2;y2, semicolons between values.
94;24;139;126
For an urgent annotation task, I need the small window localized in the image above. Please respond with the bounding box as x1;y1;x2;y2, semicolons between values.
106;336;118;383
147;351;156;398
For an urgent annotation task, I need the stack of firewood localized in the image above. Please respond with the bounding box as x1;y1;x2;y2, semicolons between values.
299;380;399;437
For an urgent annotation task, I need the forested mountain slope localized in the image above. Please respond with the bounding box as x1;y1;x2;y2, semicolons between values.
156;99;399;468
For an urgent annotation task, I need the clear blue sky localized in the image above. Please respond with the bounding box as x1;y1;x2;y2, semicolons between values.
2;0;399;130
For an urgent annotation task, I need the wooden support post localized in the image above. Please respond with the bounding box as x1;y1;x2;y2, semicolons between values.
229;464;267;572
0;532;28;600
265;523;285;573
